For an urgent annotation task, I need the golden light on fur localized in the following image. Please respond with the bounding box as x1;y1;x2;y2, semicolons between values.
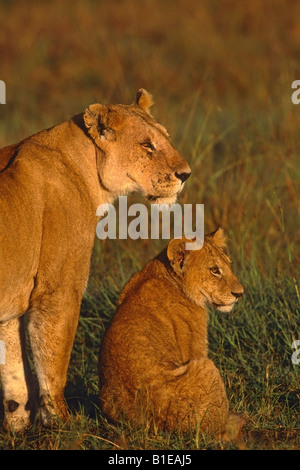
99;230;245;438
0;89;190;432
134;88;154;114
206;227;227;249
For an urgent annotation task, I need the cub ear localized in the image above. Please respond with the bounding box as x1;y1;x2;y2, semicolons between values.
83;103;116;145
167;238;188;276
134;88;154;115
206;227;227;249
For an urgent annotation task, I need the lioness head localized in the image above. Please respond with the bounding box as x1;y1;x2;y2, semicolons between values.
83;89;191;205
167;228;244;312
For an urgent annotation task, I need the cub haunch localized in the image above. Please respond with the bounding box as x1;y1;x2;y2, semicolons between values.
0;89;190;432
99;229;245;438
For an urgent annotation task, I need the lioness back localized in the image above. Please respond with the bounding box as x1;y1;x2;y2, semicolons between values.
99;229;244;435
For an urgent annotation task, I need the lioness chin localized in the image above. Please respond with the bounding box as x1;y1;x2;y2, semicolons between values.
99;229;246;439
0;89;190;432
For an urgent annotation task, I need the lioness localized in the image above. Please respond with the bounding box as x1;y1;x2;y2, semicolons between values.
0;89;191;432
99;229;245;438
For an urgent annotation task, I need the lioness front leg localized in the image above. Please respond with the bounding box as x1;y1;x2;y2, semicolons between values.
0;317;34;432
28;299;81;425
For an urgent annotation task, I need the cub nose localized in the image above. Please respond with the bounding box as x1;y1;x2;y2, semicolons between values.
175;171;191;183
231;289;244;299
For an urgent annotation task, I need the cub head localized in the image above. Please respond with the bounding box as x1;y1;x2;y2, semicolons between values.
167;228;244;312
83;88;191;205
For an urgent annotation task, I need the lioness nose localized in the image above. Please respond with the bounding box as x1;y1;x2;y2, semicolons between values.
231;289;244;299
175;171;191;183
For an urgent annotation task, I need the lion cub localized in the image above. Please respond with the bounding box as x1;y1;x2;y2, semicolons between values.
99;229;244;436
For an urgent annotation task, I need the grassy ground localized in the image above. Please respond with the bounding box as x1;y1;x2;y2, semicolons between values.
0;0;299;450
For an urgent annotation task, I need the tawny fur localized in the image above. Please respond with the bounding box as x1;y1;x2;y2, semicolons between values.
0;89;190;432
99;230;245;436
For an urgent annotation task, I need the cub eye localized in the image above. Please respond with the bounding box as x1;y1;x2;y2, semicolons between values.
141;141;155;152
210;266;221;276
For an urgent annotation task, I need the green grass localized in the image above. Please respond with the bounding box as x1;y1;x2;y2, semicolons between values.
0;0;299;450
0;263;298;450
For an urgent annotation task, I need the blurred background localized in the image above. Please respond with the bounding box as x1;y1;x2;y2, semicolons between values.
0;0;299;449
0;0;299;277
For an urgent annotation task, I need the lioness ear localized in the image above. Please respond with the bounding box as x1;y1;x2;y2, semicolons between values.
134;88;154;115
167;238;188;276
84;104;115;144
207;228;227;249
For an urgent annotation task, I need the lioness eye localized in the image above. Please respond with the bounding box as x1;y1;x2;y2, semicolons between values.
210;266;221;275
141;141;155;151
